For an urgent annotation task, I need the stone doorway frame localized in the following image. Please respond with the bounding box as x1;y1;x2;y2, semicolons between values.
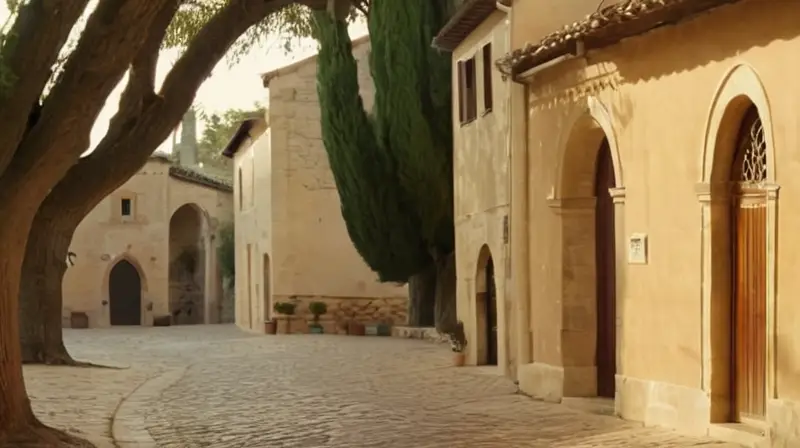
697;64;778;424
474;244;496;366
548;97;625;398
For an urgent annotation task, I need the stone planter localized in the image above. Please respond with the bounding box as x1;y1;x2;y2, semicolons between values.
264;320;277;334
70;312;89;329
376;323;392;336
275;316;293;334
453;352;466;367
348;321;365;336
153;315;171;327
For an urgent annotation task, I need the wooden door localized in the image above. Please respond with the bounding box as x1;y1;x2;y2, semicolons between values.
109;260;142;326
732;195;767;420
486;257;498;366
595;140;617;398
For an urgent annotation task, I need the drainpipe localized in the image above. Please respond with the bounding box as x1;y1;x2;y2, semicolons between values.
496;1;532;373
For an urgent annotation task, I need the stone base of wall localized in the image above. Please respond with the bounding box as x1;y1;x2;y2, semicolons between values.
391;326;448;344
517;362;565;403
272;295;407;326
766;399;800;447
616;375;710;437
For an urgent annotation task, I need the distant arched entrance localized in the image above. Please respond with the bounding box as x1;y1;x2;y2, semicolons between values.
109;260;142;326
169;203;207;325
475;245;498;366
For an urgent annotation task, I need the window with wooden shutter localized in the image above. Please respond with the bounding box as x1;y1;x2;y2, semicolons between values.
457;61;465;123
482;43;493;113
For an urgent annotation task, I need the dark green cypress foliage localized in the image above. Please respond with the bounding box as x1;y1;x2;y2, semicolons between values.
313;13;430;283
369;0;455;256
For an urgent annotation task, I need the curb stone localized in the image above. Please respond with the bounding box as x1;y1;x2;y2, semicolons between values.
111;367;188;448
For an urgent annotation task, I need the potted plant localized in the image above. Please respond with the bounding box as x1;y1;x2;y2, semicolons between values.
376;317;393;337
447;321;468;367
308;301;328;334
273;301;297;334
264;318;277;335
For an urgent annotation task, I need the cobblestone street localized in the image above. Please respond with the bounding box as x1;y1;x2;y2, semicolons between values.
24;325;741;447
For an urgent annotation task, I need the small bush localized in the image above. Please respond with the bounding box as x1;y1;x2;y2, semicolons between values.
446;321;467;353
308;301;328;322
273;301;296;316
217;222;235;284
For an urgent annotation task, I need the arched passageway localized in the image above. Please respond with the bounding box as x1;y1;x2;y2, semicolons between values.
169;203;207;325
557;108;620;399
475;245;498;366
109;259;142;326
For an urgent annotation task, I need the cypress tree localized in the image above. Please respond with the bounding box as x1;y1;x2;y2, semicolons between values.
313;0;457;330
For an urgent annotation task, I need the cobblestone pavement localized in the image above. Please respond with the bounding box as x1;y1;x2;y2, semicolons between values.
23;325;743;447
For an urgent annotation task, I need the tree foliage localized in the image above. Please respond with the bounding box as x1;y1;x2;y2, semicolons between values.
312;0;455;283
196;104;265;171
217;221;236;282
165;0;370;59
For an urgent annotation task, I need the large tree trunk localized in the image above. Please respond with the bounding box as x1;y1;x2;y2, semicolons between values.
434;251;457;333
19;208;81;365
0;205;92;446
407;264;436;327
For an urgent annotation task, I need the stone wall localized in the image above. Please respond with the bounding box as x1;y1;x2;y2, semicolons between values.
271;295;407;327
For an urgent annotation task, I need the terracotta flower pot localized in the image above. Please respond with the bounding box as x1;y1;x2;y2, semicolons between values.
453;352;466;367
264;320;277;335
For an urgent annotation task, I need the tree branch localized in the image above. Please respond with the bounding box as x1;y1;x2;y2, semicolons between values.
37;0;305;227
0;0;172;212
0;0;90;176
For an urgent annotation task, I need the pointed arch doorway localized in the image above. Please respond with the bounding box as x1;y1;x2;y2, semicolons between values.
109;260;142;326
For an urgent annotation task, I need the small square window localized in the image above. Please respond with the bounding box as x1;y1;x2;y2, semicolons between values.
121;198;132;217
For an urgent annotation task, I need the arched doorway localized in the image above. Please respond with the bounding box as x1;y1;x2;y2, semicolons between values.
557;107;620;398
701;66;777;424
475;245;497;366
595;138;617;398
109;260;142;326
169;203;207;325
729;106;767;421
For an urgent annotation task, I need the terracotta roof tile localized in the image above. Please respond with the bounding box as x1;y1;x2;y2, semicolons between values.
432;0;503;52
497;0;743;76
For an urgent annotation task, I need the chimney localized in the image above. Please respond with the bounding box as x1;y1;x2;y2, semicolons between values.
177;107;198;167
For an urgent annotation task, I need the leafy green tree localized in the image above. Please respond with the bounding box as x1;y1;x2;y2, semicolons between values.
3;0;330;443
312;0;457;330
195;105;265;175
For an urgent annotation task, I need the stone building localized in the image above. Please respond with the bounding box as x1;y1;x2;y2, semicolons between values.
223;36;408;333
433;5;512;376
439;0;800;445
63;110;234;328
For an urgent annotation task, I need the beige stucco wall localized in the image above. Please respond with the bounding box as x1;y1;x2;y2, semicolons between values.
509;0;622;50
509;0;800;442
63;158;233;327
233;123;272;332
452;13;513;376
234;40;407;333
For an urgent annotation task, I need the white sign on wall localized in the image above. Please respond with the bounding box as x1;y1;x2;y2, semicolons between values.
628;233;648;265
